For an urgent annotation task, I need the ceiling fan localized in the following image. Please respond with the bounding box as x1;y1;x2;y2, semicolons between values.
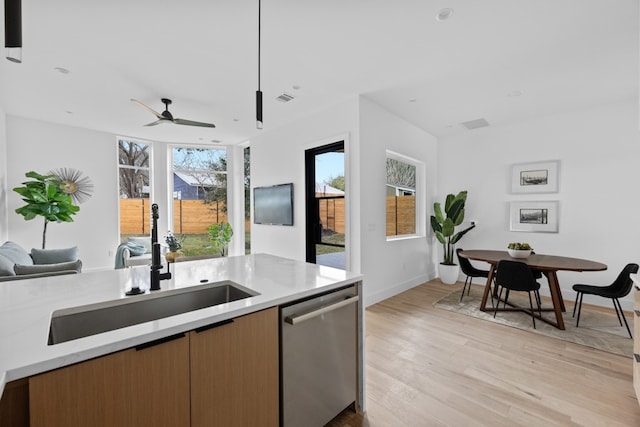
131;98;216;128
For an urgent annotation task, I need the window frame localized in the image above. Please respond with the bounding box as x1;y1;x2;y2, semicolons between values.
385;150;425;241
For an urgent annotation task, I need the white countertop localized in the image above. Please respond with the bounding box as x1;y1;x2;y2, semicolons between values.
0;254;363;397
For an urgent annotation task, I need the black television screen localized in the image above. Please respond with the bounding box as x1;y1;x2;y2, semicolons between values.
253;183;294;226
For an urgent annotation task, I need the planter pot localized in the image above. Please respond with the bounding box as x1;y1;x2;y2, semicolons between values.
165;251;183;263
439;263;460;285
507;249;532;258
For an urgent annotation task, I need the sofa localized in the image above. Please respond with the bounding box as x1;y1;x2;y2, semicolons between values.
0;241;82;282
115;236;165;269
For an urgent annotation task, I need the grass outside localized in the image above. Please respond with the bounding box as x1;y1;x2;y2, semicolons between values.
316;232;345;256
122;232;251;256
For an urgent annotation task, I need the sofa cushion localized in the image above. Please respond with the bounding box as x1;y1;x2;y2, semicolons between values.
14;260;83;275
0;254;16;277
0;241;33;266
31;246;78;264
127;237;152;254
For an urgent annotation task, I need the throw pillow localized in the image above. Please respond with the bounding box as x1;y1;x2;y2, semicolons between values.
0;241;33;266
14;260;83;275
0;254;16;276
31;246;79;264
127;237;152;254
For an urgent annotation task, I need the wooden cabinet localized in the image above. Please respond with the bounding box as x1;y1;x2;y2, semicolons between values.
29;333;191;427
190;307;279;427
18;307;279;426
634;285;640;405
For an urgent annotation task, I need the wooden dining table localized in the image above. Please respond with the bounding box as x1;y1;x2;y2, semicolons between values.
458;250;607;330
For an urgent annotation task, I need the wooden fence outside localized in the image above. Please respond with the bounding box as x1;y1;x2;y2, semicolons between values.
121;196;415;236
386;196;416;236
318;197;345;234
120;199;228;235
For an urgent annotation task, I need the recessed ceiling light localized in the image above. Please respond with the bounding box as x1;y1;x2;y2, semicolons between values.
233;118;239;122
54;67;70;74
409;98;417;103
436;8;454;22
292;85;301;90
508;90;524;97
211;139;222;144
65;110;73;114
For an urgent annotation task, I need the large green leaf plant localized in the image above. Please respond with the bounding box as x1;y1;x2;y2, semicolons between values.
207;222;233;256
430;191;475;265
13;171;80;249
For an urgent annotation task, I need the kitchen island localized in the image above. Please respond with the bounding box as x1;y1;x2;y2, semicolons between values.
0;254;364;426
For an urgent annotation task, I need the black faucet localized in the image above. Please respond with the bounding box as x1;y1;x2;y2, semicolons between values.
150;203;171;291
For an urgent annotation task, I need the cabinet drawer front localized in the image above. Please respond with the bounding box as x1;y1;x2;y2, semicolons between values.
29;335;190;427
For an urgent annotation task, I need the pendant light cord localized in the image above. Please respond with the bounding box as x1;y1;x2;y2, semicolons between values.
258;0;261;91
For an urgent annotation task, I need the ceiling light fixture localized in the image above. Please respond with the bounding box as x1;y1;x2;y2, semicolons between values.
4;0;22;63
256;0;263;130
436;8;454;22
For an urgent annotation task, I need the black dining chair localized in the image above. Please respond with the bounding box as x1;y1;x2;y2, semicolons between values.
572;263;638;339
456;248;491;303
493;260;542;328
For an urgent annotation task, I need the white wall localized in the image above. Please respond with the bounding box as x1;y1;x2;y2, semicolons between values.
250;97;439;306
6;116;119;271
359;97;438;305
0;108;7;242
250;98;360;264
438;99;640;310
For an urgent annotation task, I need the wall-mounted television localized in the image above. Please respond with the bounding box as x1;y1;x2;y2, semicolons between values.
253;183;294;226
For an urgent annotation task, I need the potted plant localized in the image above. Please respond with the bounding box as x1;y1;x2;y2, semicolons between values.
207;222;233;257
507;242;533;258
13;171;80;249
164;231;183;262
430;190;475;284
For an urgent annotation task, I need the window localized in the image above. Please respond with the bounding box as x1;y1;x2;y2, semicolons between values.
386;151;423;238
170;146;228;257
118;139;151;242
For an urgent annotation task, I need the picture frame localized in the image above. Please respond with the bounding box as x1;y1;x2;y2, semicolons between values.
511;160;559;194
509;201;559;233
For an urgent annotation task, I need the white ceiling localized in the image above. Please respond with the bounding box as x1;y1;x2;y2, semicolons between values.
0;0;637;145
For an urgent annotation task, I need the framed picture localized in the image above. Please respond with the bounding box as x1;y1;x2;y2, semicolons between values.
509;201;559;233
511;161;559;193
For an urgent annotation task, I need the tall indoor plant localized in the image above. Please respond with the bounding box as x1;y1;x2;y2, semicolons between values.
430;190;475;284
13;171;80;249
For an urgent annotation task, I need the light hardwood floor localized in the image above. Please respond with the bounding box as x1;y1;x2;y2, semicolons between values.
328;280;640;426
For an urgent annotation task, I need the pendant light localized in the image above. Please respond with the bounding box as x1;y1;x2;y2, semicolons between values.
4;0;22;63
256;0;263;129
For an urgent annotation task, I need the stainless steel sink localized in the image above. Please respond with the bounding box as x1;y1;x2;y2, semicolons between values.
48;281;258;345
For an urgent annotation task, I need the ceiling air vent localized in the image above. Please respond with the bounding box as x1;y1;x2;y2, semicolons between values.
276;93;295;103
460;118;490;130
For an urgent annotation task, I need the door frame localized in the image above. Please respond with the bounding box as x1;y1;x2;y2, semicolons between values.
304;140;345;265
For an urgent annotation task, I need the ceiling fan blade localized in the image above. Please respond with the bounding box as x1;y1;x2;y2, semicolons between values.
144;119;166;127
131;99;164;120
173;118;216;128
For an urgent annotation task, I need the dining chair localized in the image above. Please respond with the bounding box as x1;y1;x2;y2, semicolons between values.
493;260;542;328
456;248;490;302
572;263;639;338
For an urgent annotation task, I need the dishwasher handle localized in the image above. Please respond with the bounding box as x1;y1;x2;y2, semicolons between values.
285;295;359;325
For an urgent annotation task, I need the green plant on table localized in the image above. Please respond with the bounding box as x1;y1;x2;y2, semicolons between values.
207;222;233;256
430;190;475;265
13;171;80;249
508;242;533;250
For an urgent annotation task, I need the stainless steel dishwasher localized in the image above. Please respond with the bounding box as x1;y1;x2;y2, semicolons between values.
280;285;358;427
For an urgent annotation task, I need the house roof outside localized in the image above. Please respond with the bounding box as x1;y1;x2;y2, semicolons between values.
316;183;345;196
174;169;219;187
